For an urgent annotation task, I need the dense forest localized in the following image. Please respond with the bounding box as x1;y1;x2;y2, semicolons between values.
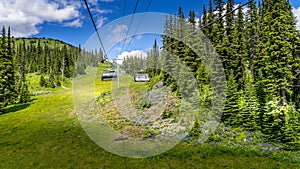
124;0;300;150
0;27;104;114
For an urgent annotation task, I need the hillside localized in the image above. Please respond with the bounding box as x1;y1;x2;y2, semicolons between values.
0;64;299;168
14;37;79;49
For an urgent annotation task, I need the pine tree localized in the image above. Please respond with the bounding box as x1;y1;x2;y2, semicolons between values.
256;2;298;145
232;5;247;89
222;70;240;126
246;0;259;73
213;0;227;82
256;0;297;106
242;69;260;130
206;0;215;40
201;5;208;34
291;34;300;110
0;26;17;113
147;39;160;76
223;0;237;79
18;39;30;103
282;104;300;150
212;0;225;45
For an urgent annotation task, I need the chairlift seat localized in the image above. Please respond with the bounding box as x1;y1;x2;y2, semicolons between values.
101;70;117;81
134;73;150;82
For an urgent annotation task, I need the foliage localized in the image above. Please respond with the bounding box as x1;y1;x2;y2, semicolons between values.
158;0;300;150
0;26;17;113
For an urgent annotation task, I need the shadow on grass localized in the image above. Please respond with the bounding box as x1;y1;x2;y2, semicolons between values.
1;98;37;115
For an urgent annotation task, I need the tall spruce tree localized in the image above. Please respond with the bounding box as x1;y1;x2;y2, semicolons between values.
255;0;300;143
233;4;247;89
246;0;259;73
291;34;300;110
147;39;159;76
18;39;30;103
0;26;17;113
222;70;240;126
242;69;260;130
201;5;208;34
256;0;296;105
206;0;215;40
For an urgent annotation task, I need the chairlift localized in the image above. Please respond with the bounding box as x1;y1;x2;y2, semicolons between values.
134;73;150;82
101;69;117;81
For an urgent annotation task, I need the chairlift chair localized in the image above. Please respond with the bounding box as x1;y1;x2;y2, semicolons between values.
101;69;117;81
134;73;150;82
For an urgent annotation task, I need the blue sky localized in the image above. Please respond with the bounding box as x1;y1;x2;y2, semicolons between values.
1;0;300;60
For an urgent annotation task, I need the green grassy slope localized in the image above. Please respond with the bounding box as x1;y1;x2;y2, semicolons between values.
14;37;78;49
0;65;299;169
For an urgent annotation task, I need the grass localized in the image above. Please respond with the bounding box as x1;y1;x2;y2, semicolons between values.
0;64;300;168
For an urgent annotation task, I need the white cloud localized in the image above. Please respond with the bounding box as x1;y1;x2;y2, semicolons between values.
87;0;113;29
100;0;115;2
63;18;83;28
88;0;98;5
135;35;143;40
88;0;115;4
107;24;129;43
0;0;82;37
293;7;300;31
117;50;148;64
92;9;113;14
96;16;108;28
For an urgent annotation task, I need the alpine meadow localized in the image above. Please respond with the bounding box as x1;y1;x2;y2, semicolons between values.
1;0;300;168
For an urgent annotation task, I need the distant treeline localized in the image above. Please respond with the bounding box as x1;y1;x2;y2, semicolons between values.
0;26;104;113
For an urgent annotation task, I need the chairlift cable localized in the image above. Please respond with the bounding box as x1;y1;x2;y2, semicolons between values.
124;0;153;51
120;0;140;52
84;0;108;60
115;0;127;57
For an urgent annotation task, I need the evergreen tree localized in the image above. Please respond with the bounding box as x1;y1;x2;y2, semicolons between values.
256;0;297;105
291;34;300;109
147;39;159;76
200;5;208;34
0;26;17;113
282;104;300;150
223;0;237;79
232;5;247;89
206;0;215;40
212;0;225;45
222;70;240;126
18;39;30;103
246;0;259;73
242;69;260;130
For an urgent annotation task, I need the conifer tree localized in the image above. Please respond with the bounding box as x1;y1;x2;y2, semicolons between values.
0;26;17;113
222;70;240;126
212;0;225;45
256;0;297;105
232;5;247;89
206;0;215;40
246;0;259;73
223;0;237;79
292;35;300;109
18;39;30;103
242;69;260;130
282;104;300;150
201;5;208;34
147;39;159;76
